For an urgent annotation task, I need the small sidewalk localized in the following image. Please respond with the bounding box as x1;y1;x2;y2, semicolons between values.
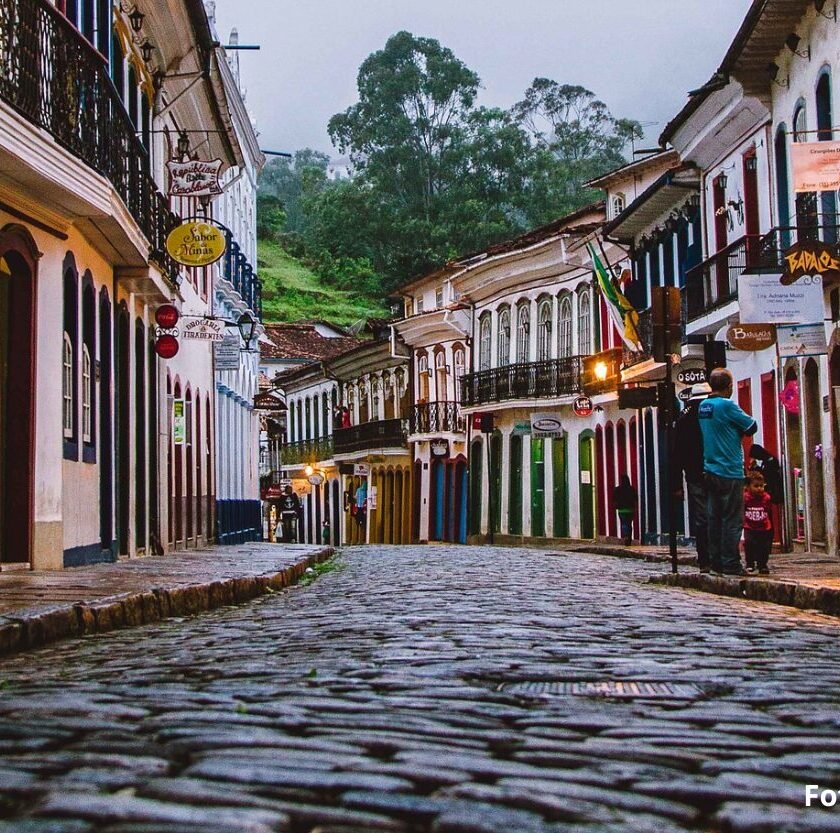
571;542;840;618
0;543;333;658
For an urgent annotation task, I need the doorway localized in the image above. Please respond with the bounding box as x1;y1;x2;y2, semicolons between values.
578;432;595;539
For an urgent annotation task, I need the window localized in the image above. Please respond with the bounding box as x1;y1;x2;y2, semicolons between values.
578;290;592;354
479;314;492;370
63;333;74;438
454;347;465;402
416;295;424;314
497;307;510;367
516;303;530;363
82;345;92;443
435;350;447;400
611;192;626;219
537;300;552;361
558;296;573;358
793;103;807;142
405;298;413;317
436;286;444;308
418;355;430;401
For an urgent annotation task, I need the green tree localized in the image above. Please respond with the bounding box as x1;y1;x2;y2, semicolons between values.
255;194;286;240
258;149;331;233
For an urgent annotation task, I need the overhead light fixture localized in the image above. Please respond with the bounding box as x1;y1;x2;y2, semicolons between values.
717;173;728;190
744;154;758;173
139;40;155;63
768;62;790;88
594;361;609;382
815;0;837;20
127;5;145;33
176;130;190;159
238;312;257;350
785;33;810;60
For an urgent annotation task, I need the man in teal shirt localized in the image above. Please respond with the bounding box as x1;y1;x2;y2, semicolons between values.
698;368;757;575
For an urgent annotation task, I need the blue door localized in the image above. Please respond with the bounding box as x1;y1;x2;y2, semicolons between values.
432;459;445;539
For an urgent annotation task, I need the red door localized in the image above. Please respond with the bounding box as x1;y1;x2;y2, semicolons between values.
737;379;753;465
743;153;761;265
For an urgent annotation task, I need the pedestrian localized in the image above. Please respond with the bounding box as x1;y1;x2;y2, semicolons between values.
743;471;772;575
747;444;783;505
698;367;758;576
672;382;712;573
613;474;637;546
279;485;302;543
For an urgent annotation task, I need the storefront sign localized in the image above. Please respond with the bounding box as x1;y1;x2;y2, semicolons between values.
214;332;240;370
430;439;449;457
167;158;223;198
777;322;828;358
781;239;840;285
530;413;563;437
738;273;823;325
512;420;531;435
572;396;593;417
182;317;226;342
308;473;325;486
354;464;369;476
173;399;185;445
165;220;227;267
726;323;777;351
676;367;707;385
791;139;840;193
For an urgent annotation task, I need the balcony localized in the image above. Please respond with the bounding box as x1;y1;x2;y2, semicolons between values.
410;401;464;435
460;356;583;407
333;419;408;455
622;308;653;368
222;236;263;320
683;235;761;322
277;437;334;467
756;222;840;269
0;0;179;284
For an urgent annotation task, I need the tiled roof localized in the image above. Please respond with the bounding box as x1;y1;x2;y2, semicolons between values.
259;323;362;362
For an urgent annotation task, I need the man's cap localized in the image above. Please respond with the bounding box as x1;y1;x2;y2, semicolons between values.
689;382;712;399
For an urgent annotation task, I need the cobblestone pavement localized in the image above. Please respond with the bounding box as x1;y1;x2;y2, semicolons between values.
1;546;840;833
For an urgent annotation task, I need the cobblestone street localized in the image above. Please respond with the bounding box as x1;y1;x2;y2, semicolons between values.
1;546;840;832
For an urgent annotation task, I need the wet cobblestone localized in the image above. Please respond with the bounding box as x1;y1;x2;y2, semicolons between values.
1;546;840;832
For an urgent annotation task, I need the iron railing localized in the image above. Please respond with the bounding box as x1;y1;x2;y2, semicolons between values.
222;234;263;320
277;436;334;466
622;308;653;367
683;235;761;321
333;419;407;455
0;0;180;283
410;401;464;435
460;356;583;406
756;223;840;268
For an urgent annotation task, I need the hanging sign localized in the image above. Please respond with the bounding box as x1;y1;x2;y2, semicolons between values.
677;367;707;385
780;239;840;286
167;158;223;198
214;332;240;370
308;473;325;486
430;439;450;457
776;322;828;358
726;323;777;351
173;399;185;445
573;396;594;417
530;413;563;437
354;464;369;476
165;220;227;267
738;273;823;325
182;316;226;342
791;140;840;193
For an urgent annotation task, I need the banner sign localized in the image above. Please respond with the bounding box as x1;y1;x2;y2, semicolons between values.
777;322;828;358
738;273;823;325
781;239;840;285
182;317;225;342
173;399;185;445
167;158;223;198
214;332;240;370
791;140;840;192
530;413;563;438
165;220;227;268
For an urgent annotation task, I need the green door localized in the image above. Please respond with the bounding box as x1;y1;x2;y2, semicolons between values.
469;439;483;536
579;433;595;539
509;434;523;535
530;437;545;537
490;432;502;534
552;437;568;538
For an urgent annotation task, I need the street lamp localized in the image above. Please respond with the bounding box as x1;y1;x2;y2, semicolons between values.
594;361;608;382
304;465;314;477
237;312;256;351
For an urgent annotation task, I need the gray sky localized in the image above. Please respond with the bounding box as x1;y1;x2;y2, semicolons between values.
214;1;753;159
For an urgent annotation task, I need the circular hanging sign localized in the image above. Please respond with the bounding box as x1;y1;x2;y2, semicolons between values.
573;395;594;417
727;323;777;351
165;220;226;267
154;333;179;359
155;304;180;329
308;473;325;486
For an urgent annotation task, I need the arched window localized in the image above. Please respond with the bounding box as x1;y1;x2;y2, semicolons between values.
82;279;96;461
82;344;92;443
775;124;791;236
537;299;552;361
63;333;74;439
434;350;447;401
578;290;592;355
793;102;808;141
479;314;492;370
497;307;510;367
453;347;465;403
611;192;625;219
516;303;530;363
558;296;573;358
816;70;836;241
793;102;818;236
418;354;429;401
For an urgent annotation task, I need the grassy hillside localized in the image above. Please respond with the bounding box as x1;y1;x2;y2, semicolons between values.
257;239;390;325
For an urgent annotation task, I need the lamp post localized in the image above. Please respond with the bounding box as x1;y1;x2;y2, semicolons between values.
237;312;256;351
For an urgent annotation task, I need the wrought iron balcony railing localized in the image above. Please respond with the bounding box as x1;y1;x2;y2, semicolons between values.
222;235;263;320
277;436;334;467
0;0;179;284
333;419;408;455
460;356;583;407
622;308;653;367
756;222;840;268
410;401;465;435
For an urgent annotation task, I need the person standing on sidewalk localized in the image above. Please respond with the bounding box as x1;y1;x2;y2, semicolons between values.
699;368;757;576
673;382;712;573
613;474;637;546
743;472;772;575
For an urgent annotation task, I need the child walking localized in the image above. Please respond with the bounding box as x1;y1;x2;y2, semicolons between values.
744;472;772;575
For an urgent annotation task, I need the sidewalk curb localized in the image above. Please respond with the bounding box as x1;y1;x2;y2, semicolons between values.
0;547;335;658
651;572;840;617
566;544;698;565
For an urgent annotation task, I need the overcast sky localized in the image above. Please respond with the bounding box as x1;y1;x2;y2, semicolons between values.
213;1;752;160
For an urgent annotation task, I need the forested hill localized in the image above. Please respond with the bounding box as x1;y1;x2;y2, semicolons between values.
257;239;390;326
